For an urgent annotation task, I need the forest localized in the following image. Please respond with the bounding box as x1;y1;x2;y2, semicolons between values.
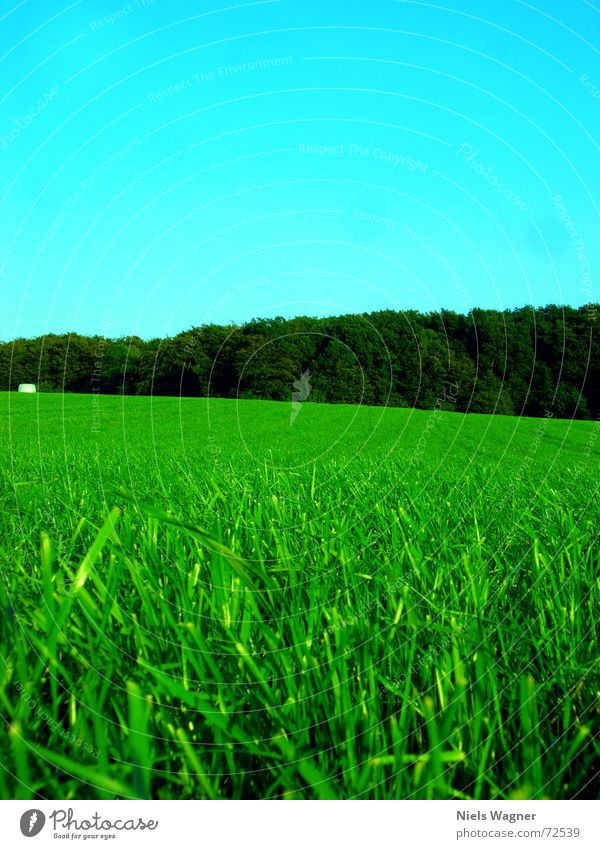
1;304;598;419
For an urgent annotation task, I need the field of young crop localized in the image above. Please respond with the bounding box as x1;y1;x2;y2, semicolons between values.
0;391;598;800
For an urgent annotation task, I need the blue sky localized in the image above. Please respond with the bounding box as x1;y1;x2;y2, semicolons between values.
1;0;599;340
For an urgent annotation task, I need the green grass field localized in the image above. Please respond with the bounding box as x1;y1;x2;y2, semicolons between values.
0;391;598;800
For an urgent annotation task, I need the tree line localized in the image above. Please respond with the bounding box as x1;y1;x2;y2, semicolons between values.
1;304;598;419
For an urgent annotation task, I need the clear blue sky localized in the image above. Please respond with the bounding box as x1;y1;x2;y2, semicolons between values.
1;0;598;340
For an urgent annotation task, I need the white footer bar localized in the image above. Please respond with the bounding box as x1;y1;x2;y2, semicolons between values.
0;800;598;848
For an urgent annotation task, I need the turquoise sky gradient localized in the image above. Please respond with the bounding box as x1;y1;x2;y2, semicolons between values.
1;0;599;340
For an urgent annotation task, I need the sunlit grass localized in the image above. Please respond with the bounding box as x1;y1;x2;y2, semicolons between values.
0;392;598;799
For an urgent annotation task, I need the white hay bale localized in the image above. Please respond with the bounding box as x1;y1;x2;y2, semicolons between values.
18;383;37;393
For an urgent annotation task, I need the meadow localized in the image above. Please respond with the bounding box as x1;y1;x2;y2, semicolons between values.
0;391;598;800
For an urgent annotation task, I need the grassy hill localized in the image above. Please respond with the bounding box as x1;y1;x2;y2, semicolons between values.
0;392;598;799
